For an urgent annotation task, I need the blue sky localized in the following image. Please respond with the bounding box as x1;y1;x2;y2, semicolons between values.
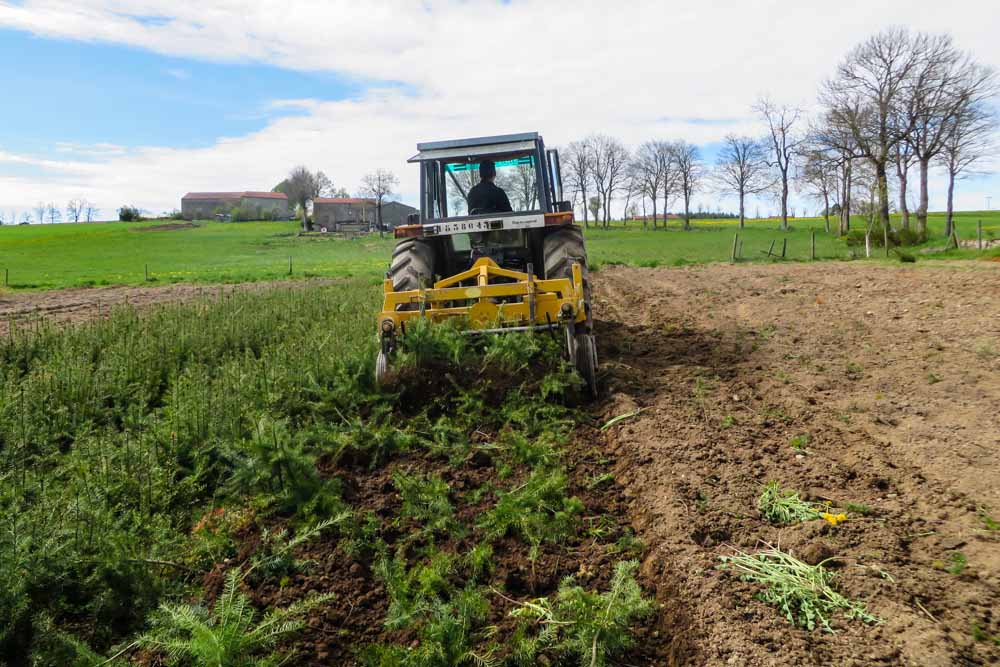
0;1;996;219
0;30;362;155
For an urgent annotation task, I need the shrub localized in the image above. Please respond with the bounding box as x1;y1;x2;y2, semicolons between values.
118;205;143;222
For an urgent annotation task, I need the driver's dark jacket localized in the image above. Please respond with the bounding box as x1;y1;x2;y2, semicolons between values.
467;180;513;214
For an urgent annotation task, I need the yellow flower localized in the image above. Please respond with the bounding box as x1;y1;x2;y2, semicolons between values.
821;512;848;526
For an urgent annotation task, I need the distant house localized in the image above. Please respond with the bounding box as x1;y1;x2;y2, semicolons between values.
312;198;418;232
181;191;289;220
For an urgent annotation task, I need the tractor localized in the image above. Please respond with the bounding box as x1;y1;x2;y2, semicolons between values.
375;132;596;394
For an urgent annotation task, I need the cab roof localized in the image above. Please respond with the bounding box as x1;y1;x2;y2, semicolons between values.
408;132;540;163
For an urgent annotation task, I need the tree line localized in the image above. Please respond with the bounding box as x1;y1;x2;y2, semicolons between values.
0;199;100;225
560;27;997;239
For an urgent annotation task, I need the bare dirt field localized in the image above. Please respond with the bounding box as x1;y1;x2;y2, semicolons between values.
3;260;998;665
594;261;1000;666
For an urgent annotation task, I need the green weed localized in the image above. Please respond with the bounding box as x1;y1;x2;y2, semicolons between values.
790;434;811;452
947;552;968;576
844;502;873;516
978;508;999;531
757;482;820;524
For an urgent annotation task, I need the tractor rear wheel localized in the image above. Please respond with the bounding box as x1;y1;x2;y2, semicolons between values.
388;238;437;309
543;226;592;331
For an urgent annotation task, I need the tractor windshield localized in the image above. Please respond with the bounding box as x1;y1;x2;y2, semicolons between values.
443;154;539;217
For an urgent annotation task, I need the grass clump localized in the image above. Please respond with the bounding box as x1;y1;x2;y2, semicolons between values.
757;482;820;524
721;546;880;632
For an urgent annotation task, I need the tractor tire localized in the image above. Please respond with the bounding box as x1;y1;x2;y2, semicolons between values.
543;226;592;331
388;238;437;310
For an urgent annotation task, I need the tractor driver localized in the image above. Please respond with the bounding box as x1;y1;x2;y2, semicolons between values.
467;159;513;215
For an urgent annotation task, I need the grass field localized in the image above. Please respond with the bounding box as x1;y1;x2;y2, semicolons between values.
1;211;997;290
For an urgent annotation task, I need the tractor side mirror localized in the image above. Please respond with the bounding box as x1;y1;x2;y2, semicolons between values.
555;201;572;213
407;213;419;225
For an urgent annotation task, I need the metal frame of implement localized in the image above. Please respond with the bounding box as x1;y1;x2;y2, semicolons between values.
377;257;587;342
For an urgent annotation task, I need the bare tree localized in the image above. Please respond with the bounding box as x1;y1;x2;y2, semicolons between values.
755;97;806;230
713;135;773;228
511;163;539;211
84;203;100;222
619;164;641;224
45;203;61;224
901;33;975;236
360;169;400;239
798;149;839;233
34;202;46;225
632;140;675;228
891;140;917;229
66;198;85;223
819;28;924;231
671;141;702;231
562;139;594;228
588;135;629;227
315;171;335;198
938;84;997;237
811;110;861;235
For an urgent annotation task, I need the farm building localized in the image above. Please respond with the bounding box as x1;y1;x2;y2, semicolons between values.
312;198;418;232
181;191;289;220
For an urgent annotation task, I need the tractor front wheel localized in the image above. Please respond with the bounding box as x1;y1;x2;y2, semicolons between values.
388;238;437;307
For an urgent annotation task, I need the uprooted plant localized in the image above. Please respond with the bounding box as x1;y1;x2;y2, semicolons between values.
720;545;880;632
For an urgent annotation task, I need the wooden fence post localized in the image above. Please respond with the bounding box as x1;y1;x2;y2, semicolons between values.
288;256;293;275
144;264;149;281
781;238;787;259
884;225;889;257
811;230;816;261
978;220;983;250
731;233;739;263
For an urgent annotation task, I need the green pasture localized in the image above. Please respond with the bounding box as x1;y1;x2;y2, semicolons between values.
1;211;997;291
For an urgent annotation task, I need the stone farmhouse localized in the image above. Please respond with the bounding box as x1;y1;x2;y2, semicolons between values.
181;191;289;220
312;198;418;233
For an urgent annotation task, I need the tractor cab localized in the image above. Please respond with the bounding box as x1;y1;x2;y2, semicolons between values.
397;132;574;276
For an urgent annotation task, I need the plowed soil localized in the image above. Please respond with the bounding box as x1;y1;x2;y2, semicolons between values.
594;261;1000;666
6;260;999;665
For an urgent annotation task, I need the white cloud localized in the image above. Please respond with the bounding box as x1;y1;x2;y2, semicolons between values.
164;67;190;80
0;0;997;216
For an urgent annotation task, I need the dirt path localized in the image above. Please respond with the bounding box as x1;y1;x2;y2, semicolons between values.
592;261;1000;666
